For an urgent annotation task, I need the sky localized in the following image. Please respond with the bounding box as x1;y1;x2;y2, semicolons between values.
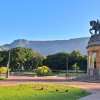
0;0;100;45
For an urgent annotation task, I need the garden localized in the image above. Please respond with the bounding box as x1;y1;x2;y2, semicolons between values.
0;47;90;100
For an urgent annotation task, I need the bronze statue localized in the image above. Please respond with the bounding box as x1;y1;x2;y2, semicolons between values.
89;19;100;34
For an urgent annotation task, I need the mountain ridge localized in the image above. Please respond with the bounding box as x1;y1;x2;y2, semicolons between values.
0;37;90;55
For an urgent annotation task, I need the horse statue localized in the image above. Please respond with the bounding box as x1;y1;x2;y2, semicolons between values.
89;19;100;35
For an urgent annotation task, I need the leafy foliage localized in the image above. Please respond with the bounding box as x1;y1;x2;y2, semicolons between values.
43;50;87;71
0;51;8;66
9;47;44;70
0;66;7;74
43;52;69;70
35;66;52;76
0;47;44;71
72;63;80;72
0;48;87;71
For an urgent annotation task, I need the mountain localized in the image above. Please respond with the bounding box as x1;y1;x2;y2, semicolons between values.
2;37;90;55
0;46;9;51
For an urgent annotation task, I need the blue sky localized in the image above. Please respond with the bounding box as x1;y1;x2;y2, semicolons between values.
0;0;100;45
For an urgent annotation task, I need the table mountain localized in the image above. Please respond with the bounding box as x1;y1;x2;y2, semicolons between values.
2;37;89;55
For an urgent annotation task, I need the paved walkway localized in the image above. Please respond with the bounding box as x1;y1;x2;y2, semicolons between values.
0;75;100;100
78;93;100;100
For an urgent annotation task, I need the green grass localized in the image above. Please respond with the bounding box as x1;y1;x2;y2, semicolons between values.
51;71;86;77
0;84;90;100
10;70;86;77
0;77;6;80
21;71;36;75
56;72;86;77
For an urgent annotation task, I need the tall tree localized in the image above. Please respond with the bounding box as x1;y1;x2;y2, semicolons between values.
43;50;87;71
9;47;44;70
43;52;70;70
0;51;8;66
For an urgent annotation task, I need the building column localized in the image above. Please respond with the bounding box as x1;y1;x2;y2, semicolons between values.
90;52;94;76
97;51;100;75
87;51;94;76
87;51;90;75
96;51;99;75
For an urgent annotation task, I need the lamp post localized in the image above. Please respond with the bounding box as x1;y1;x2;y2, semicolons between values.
66;58;68;76
6;51;10;78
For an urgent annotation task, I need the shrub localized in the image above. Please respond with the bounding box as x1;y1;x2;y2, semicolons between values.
35;66;52;76
0;67;7;74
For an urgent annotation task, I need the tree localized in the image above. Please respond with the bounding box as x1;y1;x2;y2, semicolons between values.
72;63;80;72
9;47;44;70
70;50;82;58
43;52;70;70
68;50;87;71
43;50;87;71
0;51;8;67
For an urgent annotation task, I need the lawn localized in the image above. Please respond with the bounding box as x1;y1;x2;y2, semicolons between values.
10;70;86;77
56;72;86;77
0;84;90;100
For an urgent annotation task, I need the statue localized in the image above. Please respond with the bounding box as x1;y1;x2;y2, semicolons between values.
89;19;100;35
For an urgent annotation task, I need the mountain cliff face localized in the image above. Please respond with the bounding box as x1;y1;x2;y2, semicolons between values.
2;37;89;55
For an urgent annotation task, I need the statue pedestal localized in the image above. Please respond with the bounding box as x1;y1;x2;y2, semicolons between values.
87;34;100;76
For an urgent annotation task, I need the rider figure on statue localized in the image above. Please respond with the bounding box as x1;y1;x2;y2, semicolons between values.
89;19;100;35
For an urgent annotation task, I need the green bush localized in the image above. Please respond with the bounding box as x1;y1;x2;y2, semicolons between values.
0;67;7;74
35;66;51;76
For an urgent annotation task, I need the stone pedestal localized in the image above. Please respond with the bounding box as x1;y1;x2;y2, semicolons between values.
87;34;100;76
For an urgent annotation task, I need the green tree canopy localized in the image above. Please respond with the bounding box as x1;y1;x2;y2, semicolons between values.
0;47;44;70
43;50;87;71
0;51;8;66
43;52;70;70
9;47;44;70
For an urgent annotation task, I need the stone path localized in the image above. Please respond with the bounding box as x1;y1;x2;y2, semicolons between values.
77;82;100;100
0;75;100;100
78;93;100;100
